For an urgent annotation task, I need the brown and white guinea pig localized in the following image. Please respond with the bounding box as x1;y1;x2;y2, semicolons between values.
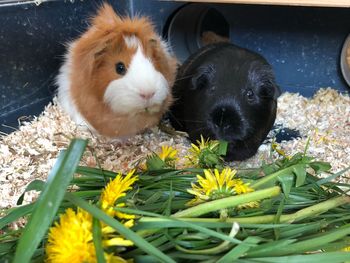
57;3;177;137
170;43;281;161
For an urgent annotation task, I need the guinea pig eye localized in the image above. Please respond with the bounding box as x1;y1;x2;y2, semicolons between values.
192;74;209;90
246;89;255;101
115;62;126;75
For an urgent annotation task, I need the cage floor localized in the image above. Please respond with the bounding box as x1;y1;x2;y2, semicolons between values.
0;88;349;211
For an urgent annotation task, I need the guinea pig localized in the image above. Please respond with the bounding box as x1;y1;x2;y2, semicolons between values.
170;43;281;161
57;3;177;137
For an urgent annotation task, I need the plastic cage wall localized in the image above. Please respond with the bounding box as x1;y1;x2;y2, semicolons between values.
0;0;349;134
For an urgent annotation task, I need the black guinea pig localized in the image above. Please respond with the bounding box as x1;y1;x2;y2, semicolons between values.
170;43;281;161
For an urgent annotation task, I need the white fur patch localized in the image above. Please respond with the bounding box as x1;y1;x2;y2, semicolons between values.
103;44;169;114
123;35;139;49
56;44;94;130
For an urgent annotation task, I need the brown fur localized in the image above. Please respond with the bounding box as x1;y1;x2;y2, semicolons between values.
68;3;177;137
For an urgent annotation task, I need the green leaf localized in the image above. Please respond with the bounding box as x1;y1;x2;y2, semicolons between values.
309;161;332;173
278;174;294;197
93;217;106;263
251;165;299;190
217;140;228;156
16;180;45;205
293;165;307;187
65;193;176;263
146;154;166;171
13;139;87;263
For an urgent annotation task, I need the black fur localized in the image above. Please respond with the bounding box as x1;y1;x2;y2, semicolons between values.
170;43;281;161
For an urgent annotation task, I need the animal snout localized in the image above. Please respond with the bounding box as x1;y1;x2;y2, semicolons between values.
210;105;248;140
139;90;155;100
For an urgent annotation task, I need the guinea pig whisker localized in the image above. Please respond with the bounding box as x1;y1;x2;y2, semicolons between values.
179;119;206;124
219;110;225;127
190;126;207;134
167;112;184;129
174;74;195;82
168;112;206;124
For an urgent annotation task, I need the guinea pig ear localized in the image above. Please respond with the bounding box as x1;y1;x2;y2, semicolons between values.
259;80;281;100
72;4;122;75
253;65;281;100
91;3;122;29
72;29;110;75
191;64;215;90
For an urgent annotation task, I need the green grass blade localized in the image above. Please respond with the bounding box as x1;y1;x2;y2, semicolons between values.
135;218;232;229
253;252;350;263
247;224;350;257
251;165;301;189
0;203;35;230
93;217;106;263
117;208;242;244
65;193;176;263
273;195;285;240
13;139;87;263
0;240;16;256
217;236;262;263
76;166;117;178
173;186;281;218
316;166;350;186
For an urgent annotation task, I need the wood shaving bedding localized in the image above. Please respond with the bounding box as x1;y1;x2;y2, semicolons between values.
0;88;349;210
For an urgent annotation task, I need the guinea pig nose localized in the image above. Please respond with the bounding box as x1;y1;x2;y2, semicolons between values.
139;91;155;100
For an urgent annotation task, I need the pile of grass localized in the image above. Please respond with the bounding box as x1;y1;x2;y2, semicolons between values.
1;138;350;262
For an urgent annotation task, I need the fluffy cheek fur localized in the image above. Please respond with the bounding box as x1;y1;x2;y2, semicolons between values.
103;46;169;114
56;45;95;130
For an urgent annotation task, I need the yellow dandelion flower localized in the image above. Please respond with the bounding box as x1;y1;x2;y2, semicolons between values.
46;207;132;263
142;145;178;171
46;171;138;263
232;179;254;194
101;170;138;220
342;246;350;252
189;135;220;156
46;208;129;263
46;208;95;263
185;135;223;168
187;168;255;207
272;142;291;160
158;145;178;162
